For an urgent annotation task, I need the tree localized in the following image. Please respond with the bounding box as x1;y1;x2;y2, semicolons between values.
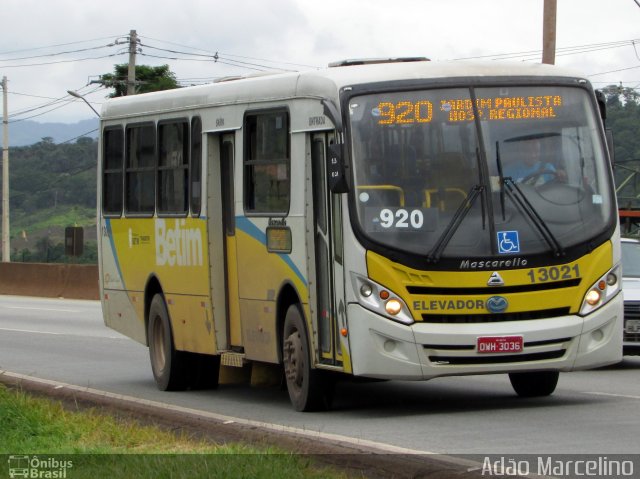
602;84;640;212
601;84;640;107
100;64;179;97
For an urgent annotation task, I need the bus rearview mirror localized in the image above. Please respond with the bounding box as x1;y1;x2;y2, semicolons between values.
327;143;349;193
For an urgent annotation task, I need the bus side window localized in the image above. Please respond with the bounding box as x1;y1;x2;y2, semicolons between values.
102;127;124;216
244;111;290;214
158;120;189;215
190;117;202;216
125;124;156;215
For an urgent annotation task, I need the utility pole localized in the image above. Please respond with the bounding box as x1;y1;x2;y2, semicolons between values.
127;29;138;95
1;76;10;262
542;0;557;65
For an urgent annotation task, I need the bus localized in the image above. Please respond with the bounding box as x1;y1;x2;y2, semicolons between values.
98;58;623;411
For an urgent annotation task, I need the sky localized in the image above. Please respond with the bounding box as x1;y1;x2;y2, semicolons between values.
1;0;640;126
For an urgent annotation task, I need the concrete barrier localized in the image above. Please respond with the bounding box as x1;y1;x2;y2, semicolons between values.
0;263;99;300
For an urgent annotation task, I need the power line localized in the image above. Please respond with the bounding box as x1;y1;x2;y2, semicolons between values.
219;51;319;70
4;32;638;72
138;43;216;60
591;80;640;84
11;87;94;116
8;86;105;120
9;91;67;101
452;38;640;62
0;43;117;62
59;128;99;145
0;53;125;69
10;94;71;117
0;35;122;56
140;35;319;69
138;52;269;71
212;54;296;71
9;100;76;123
588;65;640;77
138;43;299;71
5;31;638;76
8;87;105;122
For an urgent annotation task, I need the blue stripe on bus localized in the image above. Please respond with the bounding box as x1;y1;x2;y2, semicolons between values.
105;218;126;290
235;216;308;287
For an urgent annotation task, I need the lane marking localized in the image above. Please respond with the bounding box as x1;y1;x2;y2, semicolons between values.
584;391;640;400
2;305;82;313
0;327;123;339
0;327;65;335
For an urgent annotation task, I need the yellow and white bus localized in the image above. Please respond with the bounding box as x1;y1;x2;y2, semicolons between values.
98;58;622;411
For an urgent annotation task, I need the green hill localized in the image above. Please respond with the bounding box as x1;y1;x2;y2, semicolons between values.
3;136;97;263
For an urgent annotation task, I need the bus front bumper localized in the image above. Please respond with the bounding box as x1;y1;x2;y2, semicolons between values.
345;294;623;380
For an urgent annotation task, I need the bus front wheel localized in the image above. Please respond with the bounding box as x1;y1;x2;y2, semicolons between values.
148;294;189;391
509;371;559;397
282;304;332;412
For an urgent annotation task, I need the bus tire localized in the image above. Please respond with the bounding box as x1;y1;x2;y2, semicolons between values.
148;294;189;391
282;304;332;412
508;371;559;397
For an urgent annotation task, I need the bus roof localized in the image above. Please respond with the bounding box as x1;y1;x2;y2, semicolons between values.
100;60;587;120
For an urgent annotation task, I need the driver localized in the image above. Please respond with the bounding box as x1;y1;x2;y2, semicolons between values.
505;138;559;184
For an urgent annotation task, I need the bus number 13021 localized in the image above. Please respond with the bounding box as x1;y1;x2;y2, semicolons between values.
527;265;580;283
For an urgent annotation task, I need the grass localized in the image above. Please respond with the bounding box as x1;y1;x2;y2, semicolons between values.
0;384;352;479
11;205;96;236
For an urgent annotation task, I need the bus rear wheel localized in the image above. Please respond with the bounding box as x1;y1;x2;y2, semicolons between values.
282;304;332;412
509;371;559;397
148;294;189;391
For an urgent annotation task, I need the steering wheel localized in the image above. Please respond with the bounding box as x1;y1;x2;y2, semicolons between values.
520;168;560;185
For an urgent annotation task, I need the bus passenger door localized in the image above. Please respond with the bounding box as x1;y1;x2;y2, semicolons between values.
207;133;242;351
311;132;345;367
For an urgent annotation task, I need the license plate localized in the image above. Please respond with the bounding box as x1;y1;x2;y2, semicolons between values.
625;319;640;334
477;336;523;354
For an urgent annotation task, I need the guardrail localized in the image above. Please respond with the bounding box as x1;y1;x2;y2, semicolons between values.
0;263;99;300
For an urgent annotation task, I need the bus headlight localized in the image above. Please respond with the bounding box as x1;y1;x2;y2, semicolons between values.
385;298;403;316
351;273;414;325
584;289;601;306
579;265;620;316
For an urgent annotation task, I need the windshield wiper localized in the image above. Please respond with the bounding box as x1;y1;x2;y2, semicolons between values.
427;184;484;263
495;139;564;258
495;141;507;220
502;178;565;257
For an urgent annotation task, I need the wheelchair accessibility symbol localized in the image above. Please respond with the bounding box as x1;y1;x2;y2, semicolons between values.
497;231;520;254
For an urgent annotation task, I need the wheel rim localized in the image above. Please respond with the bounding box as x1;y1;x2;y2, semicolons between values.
151;315;166;373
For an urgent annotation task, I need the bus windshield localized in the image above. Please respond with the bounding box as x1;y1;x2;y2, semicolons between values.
349;85;614;260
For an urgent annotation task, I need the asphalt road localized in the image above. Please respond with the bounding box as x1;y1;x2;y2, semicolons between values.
1;295;639;456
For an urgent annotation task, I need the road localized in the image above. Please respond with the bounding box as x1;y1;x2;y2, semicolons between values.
1;295;639;457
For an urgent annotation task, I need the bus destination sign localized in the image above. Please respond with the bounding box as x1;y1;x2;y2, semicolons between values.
376;95;563;125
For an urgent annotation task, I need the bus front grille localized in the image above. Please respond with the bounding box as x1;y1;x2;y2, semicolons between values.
427;349;566;366
624;300;640;344
421;307;570;323
407;279;580;296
